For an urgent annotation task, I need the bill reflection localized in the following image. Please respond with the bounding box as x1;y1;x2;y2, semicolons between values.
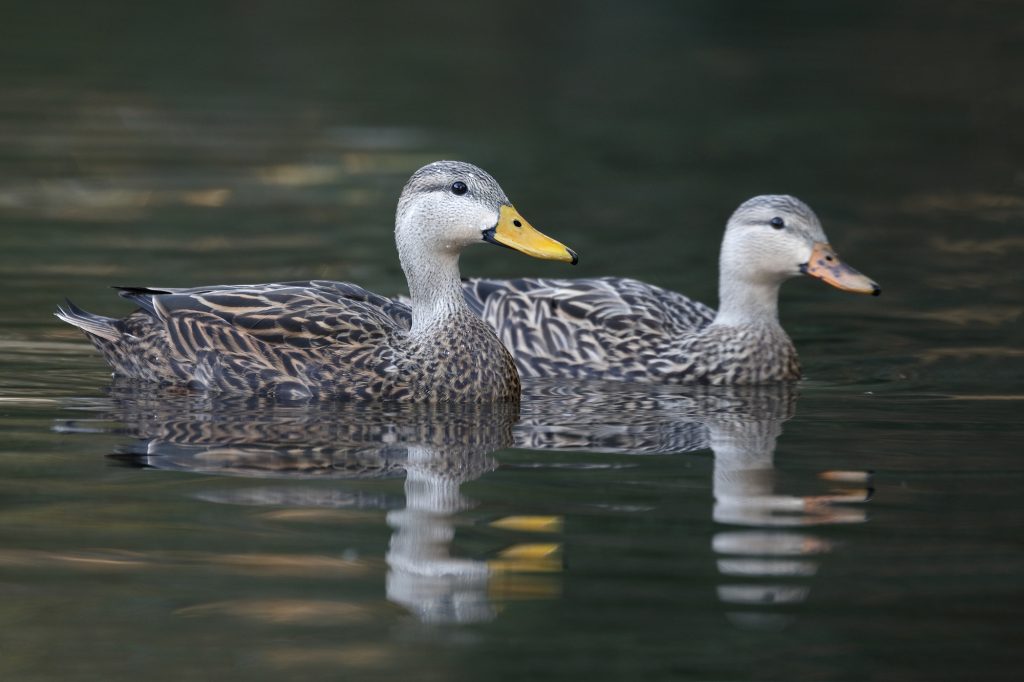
707;410;869;629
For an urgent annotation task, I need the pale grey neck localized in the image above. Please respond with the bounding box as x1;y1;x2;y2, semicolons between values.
712;274;783;328
400;245;470;336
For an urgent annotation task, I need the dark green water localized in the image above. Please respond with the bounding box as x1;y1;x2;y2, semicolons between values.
1;2;1022;680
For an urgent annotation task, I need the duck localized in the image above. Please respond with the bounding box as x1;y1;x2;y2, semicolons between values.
458;195;879;385
56;161;578;401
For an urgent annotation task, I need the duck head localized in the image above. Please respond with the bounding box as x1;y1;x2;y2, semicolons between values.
720;195;880;296
395;161;577;265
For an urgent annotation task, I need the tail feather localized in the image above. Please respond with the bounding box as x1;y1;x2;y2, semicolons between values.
114;285;173;298
114;285;175;315
55;299;122;342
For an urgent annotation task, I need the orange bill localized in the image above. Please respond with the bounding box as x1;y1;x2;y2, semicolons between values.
801;242;881;296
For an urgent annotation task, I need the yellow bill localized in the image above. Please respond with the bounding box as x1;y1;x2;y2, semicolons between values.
483;205;578;264
801;242;881;296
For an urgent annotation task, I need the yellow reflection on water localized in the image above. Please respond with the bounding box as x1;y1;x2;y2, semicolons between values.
0;547;370;578
904;192;1024;220
175;599;377;626
263;644;392;670
929;235;1024;254
0;548;149;570
260;508;380;524
488;543;563;574
489;515;563;533
918;346;1024;363
206;552;371;577
905;305;1022;326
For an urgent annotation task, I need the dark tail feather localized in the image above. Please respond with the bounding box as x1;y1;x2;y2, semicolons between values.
113;286;173;315
55;299;122;342
114;286;173;297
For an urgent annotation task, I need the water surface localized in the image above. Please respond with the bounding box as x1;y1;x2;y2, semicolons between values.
1;2;1022;680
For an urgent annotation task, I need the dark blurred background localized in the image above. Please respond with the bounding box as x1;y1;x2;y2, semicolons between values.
0;0;1021;382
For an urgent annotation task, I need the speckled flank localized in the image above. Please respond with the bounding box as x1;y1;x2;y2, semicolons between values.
460;276;800;385
59;280;520;402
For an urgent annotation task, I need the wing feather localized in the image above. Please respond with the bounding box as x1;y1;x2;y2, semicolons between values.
460;277;716;378
135;281;412;354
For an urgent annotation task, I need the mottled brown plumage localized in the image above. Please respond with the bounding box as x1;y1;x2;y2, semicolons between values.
459;196;880;385
62;280;519;402
56;161;576;402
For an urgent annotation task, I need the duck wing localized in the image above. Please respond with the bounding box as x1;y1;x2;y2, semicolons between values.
59;281;414;399
118;280;412;351
461;277;716;378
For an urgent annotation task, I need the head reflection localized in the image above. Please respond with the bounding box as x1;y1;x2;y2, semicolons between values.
517;381;871;629
704;397;870;629
86;385;561;625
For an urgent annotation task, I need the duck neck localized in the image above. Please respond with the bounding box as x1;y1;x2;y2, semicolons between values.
400;244;469;336
712;272;783;328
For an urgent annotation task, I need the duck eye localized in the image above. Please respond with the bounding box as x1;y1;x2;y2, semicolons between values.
450;181;468;196
769;216;785;229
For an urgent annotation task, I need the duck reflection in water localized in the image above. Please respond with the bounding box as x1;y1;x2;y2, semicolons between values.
517;381;871;629
80;384;562;625
65;380;868;629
